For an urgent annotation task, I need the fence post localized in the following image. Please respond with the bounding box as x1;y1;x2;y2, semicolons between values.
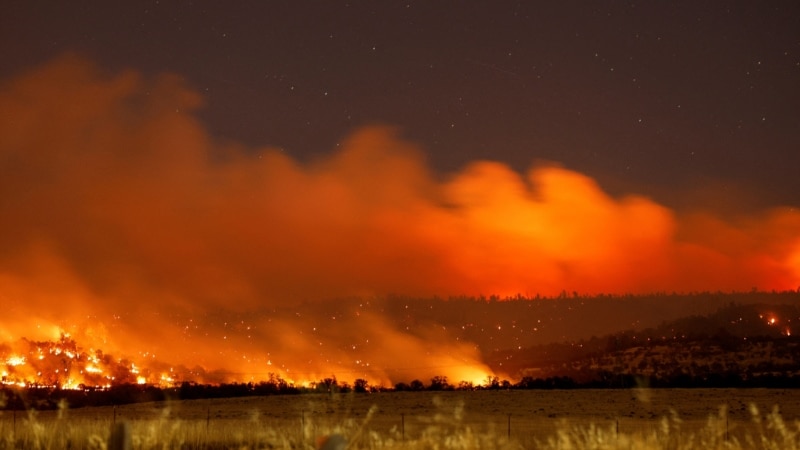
401;414;405;441
726;416;729;441
206;403;211;432
507;413;511;439
108;421;132;450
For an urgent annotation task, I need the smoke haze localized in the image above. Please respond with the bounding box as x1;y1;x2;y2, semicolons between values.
1;55;799;385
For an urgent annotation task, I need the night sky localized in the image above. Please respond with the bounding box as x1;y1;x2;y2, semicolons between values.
3;1;799;210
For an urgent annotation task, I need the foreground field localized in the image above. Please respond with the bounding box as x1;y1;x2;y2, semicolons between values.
1;388;799;449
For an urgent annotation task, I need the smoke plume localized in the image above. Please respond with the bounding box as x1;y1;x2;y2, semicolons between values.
1;55;799;386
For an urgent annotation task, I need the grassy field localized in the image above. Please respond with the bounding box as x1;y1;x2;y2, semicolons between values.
1;388;799;449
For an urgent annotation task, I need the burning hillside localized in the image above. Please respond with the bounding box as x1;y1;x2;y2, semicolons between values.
1;56;800;389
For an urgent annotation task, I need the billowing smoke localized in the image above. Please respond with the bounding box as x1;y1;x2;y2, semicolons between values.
1;55;799;386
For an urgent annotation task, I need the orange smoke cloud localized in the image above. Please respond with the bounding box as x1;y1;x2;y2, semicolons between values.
1;55;799;385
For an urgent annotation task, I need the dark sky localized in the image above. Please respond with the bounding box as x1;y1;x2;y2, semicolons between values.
3;1;799;210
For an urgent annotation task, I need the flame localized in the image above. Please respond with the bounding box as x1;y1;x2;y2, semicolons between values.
0;334;130;389
6;356;25;366
0;55;799;387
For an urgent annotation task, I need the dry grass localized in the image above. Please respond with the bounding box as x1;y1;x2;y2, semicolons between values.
0;389;799;449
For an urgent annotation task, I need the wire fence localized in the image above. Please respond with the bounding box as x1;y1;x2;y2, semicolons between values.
0;403;780;449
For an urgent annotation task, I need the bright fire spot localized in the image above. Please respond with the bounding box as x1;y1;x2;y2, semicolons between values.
136;376;147;385
84;365;102;374
769;317;777;325
6;355;25;366
450;367;494;387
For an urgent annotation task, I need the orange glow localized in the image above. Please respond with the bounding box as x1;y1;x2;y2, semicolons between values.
1;56;800;387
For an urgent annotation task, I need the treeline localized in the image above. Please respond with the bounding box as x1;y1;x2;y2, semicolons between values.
3;370;799;411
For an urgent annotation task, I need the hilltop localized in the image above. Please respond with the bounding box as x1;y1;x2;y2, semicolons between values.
488;301;800;387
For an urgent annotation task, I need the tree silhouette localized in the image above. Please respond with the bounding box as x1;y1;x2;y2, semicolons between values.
353;378;369;393
429;376;451;391
409;379;425;391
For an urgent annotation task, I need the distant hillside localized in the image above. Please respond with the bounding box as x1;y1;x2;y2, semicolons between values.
368;290;800;353
487;301;800;386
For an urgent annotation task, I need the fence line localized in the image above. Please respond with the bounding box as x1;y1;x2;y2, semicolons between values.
0;406;768;446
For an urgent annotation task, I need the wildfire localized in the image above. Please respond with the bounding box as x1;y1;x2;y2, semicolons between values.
0;323;498;390
2;56;800;392
0;334;139;390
